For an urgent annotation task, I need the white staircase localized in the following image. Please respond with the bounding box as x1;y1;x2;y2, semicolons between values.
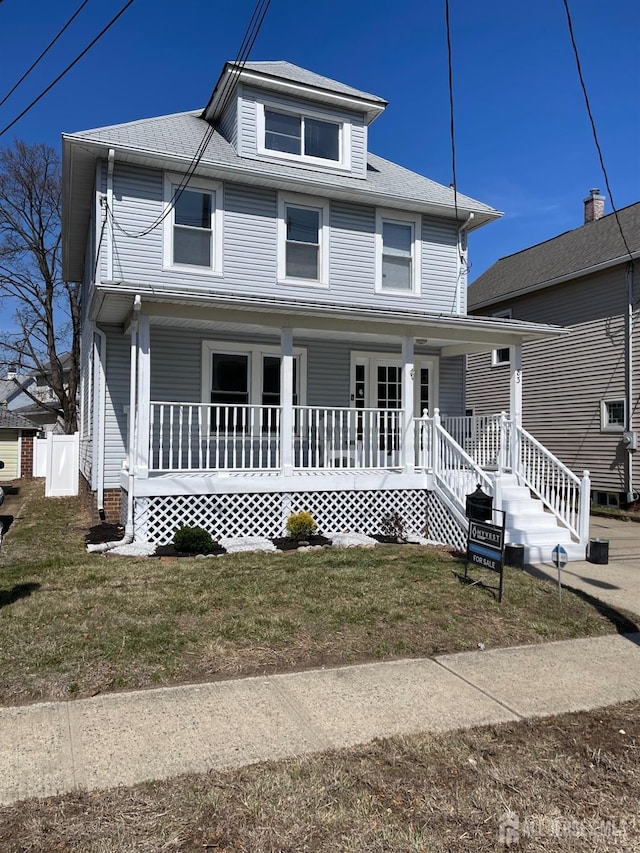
498;474;586;564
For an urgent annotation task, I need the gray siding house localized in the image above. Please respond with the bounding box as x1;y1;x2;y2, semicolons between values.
466;194;640;507
63;60;588;560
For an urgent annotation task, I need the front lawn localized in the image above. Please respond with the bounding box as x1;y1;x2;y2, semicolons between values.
0;481;636;705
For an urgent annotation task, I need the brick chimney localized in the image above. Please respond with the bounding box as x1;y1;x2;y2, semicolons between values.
584;188;605;223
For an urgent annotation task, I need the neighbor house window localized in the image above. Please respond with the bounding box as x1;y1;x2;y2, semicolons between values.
163;175;222;274
258;103;350;169
278;194;329;285
601;399;626;432
375;210;421;294
491;309;512;365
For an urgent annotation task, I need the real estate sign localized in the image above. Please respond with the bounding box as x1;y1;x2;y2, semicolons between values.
465;517;505;602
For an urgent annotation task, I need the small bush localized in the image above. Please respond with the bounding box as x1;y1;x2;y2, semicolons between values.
173;525;215;554
380;511;406;542
286;511;317;541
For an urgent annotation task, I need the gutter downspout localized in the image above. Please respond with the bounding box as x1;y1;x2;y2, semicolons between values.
88;294;141;553
94;328;107;519
455;212;474;314
106;148;115;282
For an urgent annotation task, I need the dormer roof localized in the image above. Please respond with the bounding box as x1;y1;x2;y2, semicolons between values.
203;60;388;125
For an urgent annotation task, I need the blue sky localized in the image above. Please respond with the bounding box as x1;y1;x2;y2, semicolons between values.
0;0;638;283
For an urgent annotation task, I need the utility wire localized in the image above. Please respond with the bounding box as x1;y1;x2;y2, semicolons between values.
0;0;91;110
444;0;466;273
562;0;634;262
0;0;136;138
109;0;272;240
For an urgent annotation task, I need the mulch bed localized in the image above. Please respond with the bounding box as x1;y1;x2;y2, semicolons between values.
271;535;333;552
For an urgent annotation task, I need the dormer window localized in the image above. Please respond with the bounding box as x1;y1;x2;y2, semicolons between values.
257;102;351;170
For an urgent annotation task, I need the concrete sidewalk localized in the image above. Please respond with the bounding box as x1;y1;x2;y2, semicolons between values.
3;631;640;806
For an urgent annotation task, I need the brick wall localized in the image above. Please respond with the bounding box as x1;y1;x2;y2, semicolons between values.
79;473;122;524
20;431;36;479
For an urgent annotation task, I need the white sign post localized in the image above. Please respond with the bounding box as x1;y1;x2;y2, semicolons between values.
552;544;568;602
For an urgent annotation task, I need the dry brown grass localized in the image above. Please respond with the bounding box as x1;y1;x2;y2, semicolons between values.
1;700;639;851
0;481;637;705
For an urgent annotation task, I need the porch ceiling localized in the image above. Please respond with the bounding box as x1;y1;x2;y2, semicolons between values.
92;286;569;353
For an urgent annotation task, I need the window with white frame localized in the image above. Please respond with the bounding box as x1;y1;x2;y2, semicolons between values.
163;175;222;274
491;309;512;365
375;211;421;294
202;342;306;431
601;398;626;432
278;195;329;285
257;103;351;170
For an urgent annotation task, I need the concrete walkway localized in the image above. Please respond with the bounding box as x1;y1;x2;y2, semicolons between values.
3;631;640;806
530;516;640;618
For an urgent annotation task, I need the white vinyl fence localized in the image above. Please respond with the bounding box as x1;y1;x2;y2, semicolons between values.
35;432;79;497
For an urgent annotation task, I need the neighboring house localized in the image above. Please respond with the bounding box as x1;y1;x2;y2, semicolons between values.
466;192;640;508
0;355;73;434
62;60;588;560
0;407;38;480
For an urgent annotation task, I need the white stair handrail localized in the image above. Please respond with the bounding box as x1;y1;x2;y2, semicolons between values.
515;424;590;543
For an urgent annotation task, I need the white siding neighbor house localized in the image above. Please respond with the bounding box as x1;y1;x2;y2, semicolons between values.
63;60;589;561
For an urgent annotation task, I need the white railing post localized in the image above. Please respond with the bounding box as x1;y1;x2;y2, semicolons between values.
579;469;591;546
431;407;441;477
402;336;415;474
509;344;523;479
280;327;294;476
498;410;508;474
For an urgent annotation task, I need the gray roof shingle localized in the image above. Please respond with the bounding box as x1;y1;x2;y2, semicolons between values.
236;61;387;104
0;407;37;430
468;203;640;308
68;111;498;215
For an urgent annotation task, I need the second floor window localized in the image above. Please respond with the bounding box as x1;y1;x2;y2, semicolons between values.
264;110;340;162
173;189;213;267
375;210;422;295
163;174;223;275
285;205;320;280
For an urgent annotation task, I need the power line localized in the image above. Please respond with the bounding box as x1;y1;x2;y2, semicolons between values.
108;0;272;240
0;0;136;138
0;0;91;111
561;0;634;262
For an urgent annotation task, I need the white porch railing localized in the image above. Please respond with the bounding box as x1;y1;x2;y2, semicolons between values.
294;406;402;470
149;402;403;472
442;413;511;470
516;424;590;544
149;402;282;472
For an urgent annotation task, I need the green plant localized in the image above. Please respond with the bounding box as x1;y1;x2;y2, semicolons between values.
173;525;215;554
380;512;406;542
285;511;317;541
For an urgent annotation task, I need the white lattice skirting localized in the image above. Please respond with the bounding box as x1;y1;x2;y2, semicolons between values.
132;488;435;545
427;490;467;551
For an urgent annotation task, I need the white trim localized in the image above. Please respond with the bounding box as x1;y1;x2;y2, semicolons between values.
162;173;223;276
256;100;352;171
375;209;422;296
201;339;307;407
601;398;626;432
277;192;330;287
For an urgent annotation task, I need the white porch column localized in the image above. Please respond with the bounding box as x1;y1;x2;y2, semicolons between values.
402;336;415;473
280;327;294;476
509;343;523;475
135;313;151;478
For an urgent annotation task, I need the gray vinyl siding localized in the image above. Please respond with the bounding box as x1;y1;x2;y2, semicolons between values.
217;95;238;149
103;164;461;314
238;85;367;178
466;263;640;494
422;216;459;313
102;325;129;489
438;357;465;417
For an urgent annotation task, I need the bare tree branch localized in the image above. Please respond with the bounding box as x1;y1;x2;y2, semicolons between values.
0;140;78;433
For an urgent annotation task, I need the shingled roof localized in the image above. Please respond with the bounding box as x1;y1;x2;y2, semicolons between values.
0;407;37;430
468;202;640;309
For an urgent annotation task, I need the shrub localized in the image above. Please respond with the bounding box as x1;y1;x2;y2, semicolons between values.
380;511;406;542
286;511;317;541
173;525;215;554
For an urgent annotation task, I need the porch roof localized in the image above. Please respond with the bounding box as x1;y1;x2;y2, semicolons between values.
92;285;568;354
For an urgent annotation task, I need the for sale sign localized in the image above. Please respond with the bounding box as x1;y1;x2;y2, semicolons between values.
467;519;505;573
